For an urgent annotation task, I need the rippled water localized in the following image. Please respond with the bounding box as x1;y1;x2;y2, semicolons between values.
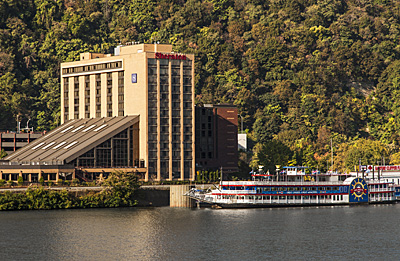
1;204;400;260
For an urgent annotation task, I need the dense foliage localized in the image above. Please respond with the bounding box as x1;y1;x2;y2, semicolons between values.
2;0;400;172
0;171;139;210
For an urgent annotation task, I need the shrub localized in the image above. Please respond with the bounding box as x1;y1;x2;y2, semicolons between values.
0;179;5;187
17;176;23;186
72;178;80;186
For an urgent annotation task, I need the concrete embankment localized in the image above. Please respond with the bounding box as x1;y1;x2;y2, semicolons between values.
137;185;196;208
0;184;207;208
136;186;170;207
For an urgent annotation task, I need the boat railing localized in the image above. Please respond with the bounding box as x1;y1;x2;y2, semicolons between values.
220;181;348;186
369;187;395;192
217;189;256;194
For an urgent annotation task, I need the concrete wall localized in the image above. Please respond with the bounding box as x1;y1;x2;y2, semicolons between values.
170;185;195;208
136;187;170;207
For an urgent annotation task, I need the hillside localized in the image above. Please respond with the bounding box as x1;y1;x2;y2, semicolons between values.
1;0;400;172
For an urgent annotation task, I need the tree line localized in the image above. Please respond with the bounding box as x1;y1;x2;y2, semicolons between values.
1;0;400;173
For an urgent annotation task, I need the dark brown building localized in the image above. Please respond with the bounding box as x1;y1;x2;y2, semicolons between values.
0;132;43;155
195;104;238;174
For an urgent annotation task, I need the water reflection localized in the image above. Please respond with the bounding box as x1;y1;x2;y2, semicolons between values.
0;205;400;260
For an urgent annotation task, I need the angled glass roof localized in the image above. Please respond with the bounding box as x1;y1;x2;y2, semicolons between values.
5;116;139;164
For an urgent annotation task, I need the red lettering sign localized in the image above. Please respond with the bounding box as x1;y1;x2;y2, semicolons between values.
374;165;400;171
155;52;187;60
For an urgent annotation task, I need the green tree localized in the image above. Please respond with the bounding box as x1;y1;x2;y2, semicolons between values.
102;170;139;207
256;140;293;174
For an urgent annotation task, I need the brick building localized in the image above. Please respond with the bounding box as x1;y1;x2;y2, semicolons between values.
195;104;238;174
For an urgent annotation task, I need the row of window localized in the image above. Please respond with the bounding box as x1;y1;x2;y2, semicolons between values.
62;61;122;75
73;128;138;168
370;193;393;198
223;186;343;191
147;59;193;179
218;195;345;201
64;72;124;121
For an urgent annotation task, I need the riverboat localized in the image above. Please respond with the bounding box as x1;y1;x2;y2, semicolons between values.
185;166;396;208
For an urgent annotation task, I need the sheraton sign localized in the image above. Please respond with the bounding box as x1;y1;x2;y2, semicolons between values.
155;52;187;60
374;165;400;171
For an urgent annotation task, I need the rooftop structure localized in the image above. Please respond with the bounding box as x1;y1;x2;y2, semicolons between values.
0;116;143;182
0;132;43;155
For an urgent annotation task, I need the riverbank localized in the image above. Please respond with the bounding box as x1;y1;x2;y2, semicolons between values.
0;170;142;210
0;186;138;210
0;183;206;210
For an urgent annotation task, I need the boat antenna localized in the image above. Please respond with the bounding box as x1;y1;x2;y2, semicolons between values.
331;138;333;172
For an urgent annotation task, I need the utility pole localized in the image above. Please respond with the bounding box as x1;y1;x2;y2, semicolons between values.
331;138;333;172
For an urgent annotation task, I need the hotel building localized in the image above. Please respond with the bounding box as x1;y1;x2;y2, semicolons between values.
0;44;195;182
60;43;195;181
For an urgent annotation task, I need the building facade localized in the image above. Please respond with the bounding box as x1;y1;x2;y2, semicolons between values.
0;132;43;155
195;104;239;174
60;44;195;181
0;117;143;183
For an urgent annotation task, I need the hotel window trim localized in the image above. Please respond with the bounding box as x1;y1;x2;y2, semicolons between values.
118;71;124;116
85;75;90;118
74;76;79;119
63;77;69;122
95;73;101;118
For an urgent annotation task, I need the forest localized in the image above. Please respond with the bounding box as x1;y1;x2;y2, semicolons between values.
1;0;400;174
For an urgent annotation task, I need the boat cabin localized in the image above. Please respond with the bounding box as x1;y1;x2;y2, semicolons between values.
284;166;307;176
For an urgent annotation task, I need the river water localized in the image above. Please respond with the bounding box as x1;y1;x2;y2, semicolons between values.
1;204;399;260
